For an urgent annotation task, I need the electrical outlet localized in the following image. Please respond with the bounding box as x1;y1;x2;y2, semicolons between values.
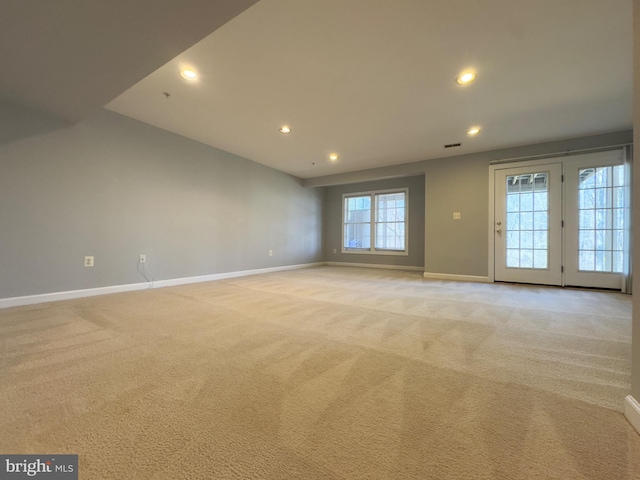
453;212;461;220
139;254;146;264
84;256;94;267
268;249;273;257
333;248;337;254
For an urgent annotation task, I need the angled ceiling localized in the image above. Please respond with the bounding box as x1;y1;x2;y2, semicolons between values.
0;0;258;122
1;1;632;179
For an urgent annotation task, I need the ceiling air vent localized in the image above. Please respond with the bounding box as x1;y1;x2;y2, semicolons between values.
444;143;462;149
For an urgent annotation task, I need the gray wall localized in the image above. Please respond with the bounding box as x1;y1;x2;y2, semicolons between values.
424;156;489;276
632;0;639;402
312;130;632;277
0;107;323;299
323;175;425;267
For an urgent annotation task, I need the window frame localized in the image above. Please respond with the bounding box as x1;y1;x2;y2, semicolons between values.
341;187;409;256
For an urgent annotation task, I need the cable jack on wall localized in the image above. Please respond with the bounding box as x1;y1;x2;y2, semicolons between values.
137;254;155;288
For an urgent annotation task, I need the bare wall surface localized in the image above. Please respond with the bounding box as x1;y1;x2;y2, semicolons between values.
424;156;490;277
323;176;425;267
0;108;322;299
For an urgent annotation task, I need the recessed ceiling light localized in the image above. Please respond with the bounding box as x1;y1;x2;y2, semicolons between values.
329;153;339;161
466;127;481;136
279;126;291;134
180;68;198;80
456;71;476;85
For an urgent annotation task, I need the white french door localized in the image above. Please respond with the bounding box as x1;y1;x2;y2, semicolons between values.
563;150;627;289
494;163;563;285
492;149;629;290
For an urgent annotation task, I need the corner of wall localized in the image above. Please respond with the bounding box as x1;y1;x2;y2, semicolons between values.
625;395;640;436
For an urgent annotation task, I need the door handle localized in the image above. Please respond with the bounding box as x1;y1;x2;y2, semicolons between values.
496;221;502;226
496;229;502;235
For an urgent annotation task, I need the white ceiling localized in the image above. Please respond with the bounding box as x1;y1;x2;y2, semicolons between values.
2;1;632;179
0;0;258;122
107;0;633;178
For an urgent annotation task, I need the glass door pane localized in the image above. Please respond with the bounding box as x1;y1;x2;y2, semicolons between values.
505;172;549;270
494;163;562;286
577;165;625;273
563;148;626;290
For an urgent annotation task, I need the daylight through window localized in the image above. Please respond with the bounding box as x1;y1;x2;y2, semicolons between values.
343;189;407;254
578;165;625;273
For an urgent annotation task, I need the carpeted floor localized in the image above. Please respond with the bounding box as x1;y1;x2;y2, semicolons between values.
0;266;639;479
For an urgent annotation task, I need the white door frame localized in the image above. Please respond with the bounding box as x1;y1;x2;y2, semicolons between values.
489;158;565;285
488;148;629;287
563;150;626;289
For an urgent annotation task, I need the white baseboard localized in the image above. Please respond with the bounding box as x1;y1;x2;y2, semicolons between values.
422;272;492;283
0;283;150;309
625;395;640;435
0;262;323;310
152;262;324;288
324;261;424;272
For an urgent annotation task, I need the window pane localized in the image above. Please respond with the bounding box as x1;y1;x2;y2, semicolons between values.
520;176;534;192
595;251;611;272
579;209;595;229
613;165;625;187
520;230;533;249
344;223;371;248
614;230;624;251
579;230;595;250
595;188;612;209
613;208;624;229
520;250;533;268
533;192;548;211
520;193;533;211
595;230;611;251
595;209;610;229
613;187;624;208
579;250;595;271
375;192;406;251
579;189;595;209
595;167;611;188
578;165;625;273
580;168;595;189
344;195;372;249
507;212;520;230
533;231;547;249
533;249;548;269
533;212;547;230
613;252;624;272
505;172;548;270
520;212;533;230
507;249;520;267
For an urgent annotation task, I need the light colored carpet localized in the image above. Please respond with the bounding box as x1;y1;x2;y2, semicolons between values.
0;266;639;479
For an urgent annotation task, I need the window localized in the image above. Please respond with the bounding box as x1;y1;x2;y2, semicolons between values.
342;189;408;255
577;165;625;273
505;172;549;269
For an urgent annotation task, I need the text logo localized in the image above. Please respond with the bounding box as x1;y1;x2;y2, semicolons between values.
0;455;77;479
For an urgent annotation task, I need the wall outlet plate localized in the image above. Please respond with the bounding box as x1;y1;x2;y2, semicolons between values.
453;212;461;220
84;256;94;267
139;254;146;264
268;250;273;257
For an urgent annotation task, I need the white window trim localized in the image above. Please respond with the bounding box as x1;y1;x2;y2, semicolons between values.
341;187;409;256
